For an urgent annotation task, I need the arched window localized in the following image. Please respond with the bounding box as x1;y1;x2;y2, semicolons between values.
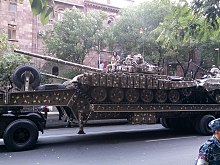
107;15;115;24
52;66;59;76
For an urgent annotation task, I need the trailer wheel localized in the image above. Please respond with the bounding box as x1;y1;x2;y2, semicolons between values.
183;118;195;132
160;118;169;128
160;118;182;129
13;65;41;89
194;115;215;135
3;119;39;151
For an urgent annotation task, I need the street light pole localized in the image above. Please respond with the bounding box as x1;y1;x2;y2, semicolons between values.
139;28;144;56
215;48;219;66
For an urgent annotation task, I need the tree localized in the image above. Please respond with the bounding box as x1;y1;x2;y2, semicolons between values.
154;1;220;77
191;0;220;29
0;32;29;90
111;0;172;63
42;8;108;64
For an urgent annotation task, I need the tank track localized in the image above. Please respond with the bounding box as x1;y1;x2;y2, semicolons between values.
76;85;203;104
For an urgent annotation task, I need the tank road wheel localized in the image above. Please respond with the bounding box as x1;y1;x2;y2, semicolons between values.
182;88;192;97
3;119;39;151
125;89;139;103
155;90;167;103
168;90;180;103
109;88;124;103
141;89;154;103
90;87;107;102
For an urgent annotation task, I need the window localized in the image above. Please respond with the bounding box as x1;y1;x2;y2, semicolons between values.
107;16;114;24
9;0;17;12
107;0;111;4
52;66;59;76
57;9;64;21
48;13;54;24
8;24;16;40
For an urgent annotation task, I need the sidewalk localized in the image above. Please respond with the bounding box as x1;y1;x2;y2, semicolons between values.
44;112;128;129
44;112;71;129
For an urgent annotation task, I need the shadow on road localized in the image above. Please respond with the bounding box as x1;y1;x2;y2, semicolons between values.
35;127;200;150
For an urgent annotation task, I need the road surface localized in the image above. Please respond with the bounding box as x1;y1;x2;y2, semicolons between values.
0;123;209;165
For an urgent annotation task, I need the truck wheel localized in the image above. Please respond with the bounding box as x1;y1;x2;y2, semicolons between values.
160;118;182;129
181;118;194;132
194;115;215;135
167;118;182;130
3;119;39;151
13;65;41;89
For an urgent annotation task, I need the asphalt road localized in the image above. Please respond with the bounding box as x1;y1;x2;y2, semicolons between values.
0;123;210;165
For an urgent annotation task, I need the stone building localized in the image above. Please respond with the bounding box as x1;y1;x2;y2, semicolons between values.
0;0;134;70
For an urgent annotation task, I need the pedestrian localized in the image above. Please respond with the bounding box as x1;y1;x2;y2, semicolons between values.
195;118;220;165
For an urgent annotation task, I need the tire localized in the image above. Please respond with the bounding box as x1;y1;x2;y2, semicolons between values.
13;65;41;89
194;115;215;135
180;118;194;132
3;119;39;151
26;113;46;129
36;84;66;90
26;113;42;119
163;118;182;130
160;118;169;128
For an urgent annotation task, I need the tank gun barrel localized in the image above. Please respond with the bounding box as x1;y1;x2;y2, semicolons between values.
14;49;102;72
41;72;71;81
190;61;215;76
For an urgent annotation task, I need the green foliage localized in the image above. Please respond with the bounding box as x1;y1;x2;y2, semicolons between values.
62;68;81;79
0;32;29;89
153;1;220;77
0;33;15;53
27;0;54;25
0;53;29;79
111;0;172;62
43;8;108;64
191;0;220;29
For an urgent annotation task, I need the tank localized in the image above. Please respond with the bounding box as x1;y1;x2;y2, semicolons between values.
194;64;220;104
14;49;197;104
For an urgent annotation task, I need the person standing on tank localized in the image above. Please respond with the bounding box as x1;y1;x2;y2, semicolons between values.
107;51;120;72
195;118;220;165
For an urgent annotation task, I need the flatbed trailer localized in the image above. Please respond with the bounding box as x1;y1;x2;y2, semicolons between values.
1;49;219;151
1;88;220;151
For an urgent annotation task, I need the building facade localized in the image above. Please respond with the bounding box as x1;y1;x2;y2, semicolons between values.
0;0;134;68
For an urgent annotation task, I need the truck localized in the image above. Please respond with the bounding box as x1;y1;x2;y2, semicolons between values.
1;49;220;151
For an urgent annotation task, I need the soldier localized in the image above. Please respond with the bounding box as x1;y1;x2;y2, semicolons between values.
196;118;220;165
210;65;220;78
124;54;133;65
107;51;120;72
133;54;144;65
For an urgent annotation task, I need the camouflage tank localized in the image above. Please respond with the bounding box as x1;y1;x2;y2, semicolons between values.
14;50;197;104
195;65;220;104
